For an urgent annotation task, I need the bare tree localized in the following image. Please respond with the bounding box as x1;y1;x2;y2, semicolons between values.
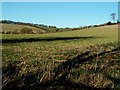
110;13;116;23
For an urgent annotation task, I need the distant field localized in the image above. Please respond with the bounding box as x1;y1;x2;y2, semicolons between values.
1;23;47;33
2;25;118;44
2;25;120;89
1;23;70;33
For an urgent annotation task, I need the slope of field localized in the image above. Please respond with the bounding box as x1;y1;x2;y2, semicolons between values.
2;25;120;89
1;23;70;33
1;23;47;33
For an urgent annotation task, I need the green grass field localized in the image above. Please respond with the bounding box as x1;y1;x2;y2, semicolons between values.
2;24;120;89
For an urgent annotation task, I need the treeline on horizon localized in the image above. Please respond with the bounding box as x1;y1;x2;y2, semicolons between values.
0;20;57;29
1;20;119;29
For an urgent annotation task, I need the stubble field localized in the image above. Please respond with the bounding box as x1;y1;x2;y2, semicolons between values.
2;25;120;89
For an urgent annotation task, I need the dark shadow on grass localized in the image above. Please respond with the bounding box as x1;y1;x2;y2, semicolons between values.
2;36;101;43
109;78;120;85
35;79;95;90
53;47;119;82
2;63;95;90
38;48;120;89
106;74;120;89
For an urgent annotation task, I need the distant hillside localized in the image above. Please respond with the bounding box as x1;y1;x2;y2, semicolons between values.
1;20;118;34
1;23;48;33
1;20;71;34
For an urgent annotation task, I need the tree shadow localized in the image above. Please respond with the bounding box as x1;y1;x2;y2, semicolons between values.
2;62;95;90
34;79;95;90
51;48;119;89
2;36;100;43
35;48;119;89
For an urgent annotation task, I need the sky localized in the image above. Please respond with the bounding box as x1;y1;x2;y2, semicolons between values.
2;0;120;2
2;2;118;28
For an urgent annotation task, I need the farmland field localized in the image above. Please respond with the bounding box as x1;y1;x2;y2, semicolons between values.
1;23;47;33
1;23;70;34
2;24;120;89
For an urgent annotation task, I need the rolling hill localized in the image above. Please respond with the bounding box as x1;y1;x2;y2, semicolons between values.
1;23;47;34
1;20;71;34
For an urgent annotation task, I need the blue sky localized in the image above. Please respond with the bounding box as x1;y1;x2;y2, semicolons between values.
2;2;118;28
